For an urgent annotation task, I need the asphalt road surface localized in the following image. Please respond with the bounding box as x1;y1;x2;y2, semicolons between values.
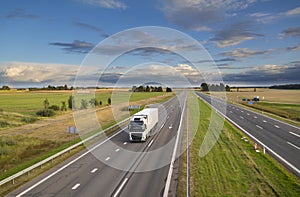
196;92;300;177
9;93;186;197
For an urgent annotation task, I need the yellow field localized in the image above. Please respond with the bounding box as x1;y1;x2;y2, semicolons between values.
224;88;300;104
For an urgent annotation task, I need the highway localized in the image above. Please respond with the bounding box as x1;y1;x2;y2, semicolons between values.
9;93;186;197
196;92;300;177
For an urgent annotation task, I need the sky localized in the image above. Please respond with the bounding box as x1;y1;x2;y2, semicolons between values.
0;0;300;88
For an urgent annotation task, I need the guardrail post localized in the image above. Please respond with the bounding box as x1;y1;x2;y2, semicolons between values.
12;179;14;185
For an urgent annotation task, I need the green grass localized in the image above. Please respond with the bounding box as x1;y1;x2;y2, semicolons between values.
0;91;167;115
177;94;300;196
243;102;300;122
0;91;170;130
0;91;72;115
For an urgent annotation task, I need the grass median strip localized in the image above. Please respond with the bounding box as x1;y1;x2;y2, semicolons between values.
178;94;300;196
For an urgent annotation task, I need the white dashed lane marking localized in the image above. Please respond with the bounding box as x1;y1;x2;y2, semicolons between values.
105;157;110;161
254;116;257;119
289;132;300;138
256;125;263;130
287;142;300;150
123;142;127;145
240;116;244;119
115;148;120;152
247;113;250;116
263;120;267;123
72;183;80;190
91;168;98;173
275;125;280;128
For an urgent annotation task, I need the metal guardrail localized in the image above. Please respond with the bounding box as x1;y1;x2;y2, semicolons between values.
0;117;130;186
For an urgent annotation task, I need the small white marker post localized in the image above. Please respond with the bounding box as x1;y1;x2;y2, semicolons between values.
263;147;266;154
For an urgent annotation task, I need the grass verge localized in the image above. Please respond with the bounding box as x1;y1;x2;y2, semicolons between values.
177;93;300;196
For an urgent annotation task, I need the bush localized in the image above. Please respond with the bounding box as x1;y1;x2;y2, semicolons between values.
0;121;9;127
49;105;60;111
21;117;37;123
36;109;55;117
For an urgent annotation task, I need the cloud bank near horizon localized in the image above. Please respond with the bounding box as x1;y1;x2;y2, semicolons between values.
0;61;299;88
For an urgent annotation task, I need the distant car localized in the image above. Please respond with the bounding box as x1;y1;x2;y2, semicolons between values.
242;98;247;101
253;96;259;102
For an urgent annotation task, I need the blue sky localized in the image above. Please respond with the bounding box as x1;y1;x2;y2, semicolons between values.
0;0;299;87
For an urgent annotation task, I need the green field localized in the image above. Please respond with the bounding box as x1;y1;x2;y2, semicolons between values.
0;91;167;114
0;90;168;130
177;93;300;196
243;102;300;122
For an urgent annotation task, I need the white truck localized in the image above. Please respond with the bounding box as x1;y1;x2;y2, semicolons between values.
128;108;158;142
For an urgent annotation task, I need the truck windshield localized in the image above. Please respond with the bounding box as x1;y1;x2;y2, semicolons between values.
130;121;143;126
129;121;144;131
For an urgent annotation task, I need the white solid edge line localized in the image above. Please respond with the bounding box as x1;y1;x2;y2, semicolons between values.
163;95;186;197
71;183;80;190
16;129;124;197
196;93;300;176
287;141;300;150
113;178;128;197
289;131;300;138
148;139;154;147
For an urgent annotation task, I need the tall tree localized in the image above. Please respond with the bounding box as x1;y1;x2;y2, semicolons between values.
201;83;209;91
225;85;231;92
43;98;49;110
68;96;74;109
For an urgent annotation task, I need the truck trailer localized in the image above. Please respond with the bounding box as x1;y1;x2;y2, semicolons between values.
128;108;158;142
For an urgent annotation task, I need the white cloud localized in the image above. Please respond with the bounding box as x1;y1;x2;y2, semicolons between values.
160;0;257;31
250;6;300;24
0;62;80;85
286;43;300;51
211;22;263;48
81;0;127;9
285;6;300;16
220;48;269;58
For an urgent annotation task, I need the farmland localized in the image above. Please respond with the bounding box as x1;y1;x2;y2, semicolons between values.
211;88;300;124
0;90;168;130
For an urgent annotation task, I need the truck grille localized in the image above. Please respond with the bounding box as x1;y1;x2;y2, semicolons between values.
131;133;142;141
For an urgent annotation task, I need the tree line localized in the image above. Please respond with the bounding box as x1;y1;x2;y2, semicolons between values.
269;84;300;90
131;86;172;92
36;96;111;117
200;83;231;92
30;84;73;91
